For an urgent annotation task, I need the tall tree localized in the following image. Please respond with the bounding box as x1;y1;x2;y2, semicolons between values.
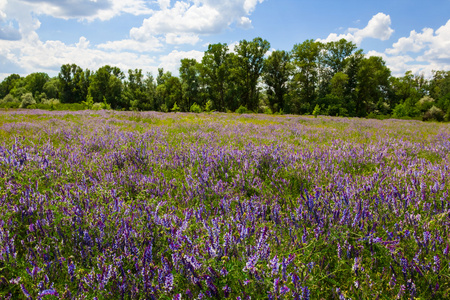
58;64;90;103
199;43;232;112
0;74;21;99
233;37;270;111
179;58;200;111
88;65;124;109
291;40;323;108
355;56;391;116
155;70;182;112
124;69;155;111
324;39;357;74
263;50;293;112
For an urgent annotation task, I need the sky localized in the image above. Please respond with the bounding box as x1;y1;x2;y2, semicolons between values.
1;0;450;80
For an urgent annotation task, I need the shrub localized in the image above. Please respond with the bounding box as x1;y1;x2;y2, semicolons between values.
171;102;181;112
417;96;435;112
190;102;202;113
235;105;249;114
423;105;444;121
312;104;320;118
1;94;19;104
20;92;36;108
204;100;214;113
160;104;169;113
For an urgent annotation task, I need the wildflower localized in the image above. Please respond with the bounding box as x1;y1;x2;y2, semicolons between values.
433;255;441;273
337;242;342;260
165;273;174;291
222;285;231;298
20;284;30;299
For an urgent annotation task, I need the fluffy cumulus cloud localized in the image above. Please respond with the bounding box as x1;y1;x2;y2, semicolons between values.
158;49;204;74
126;0;264;47
319;13;394;45
0;35;157;77
373;19;450;76
18;0;153;21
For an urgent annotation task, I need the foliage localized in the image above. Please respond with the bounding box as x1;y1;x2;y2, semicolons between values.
423;105;444;121
235;105;250;114
171;102;181;112
1;37;450;121
19;92;36;108
189;102;202;113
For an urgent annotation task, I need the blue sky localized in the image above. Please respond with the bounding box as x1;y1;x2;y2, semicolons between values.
1;0;450;80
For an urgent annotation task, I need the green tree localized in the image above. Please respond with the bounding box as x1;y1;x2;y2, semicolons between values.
88;65;124;109
124;69;154;111
199;43;232;112
355;56;391;117
324;39;357;74
24;72;50;99
291;40;323;110
233;37;270;111
179;58;200;111
263;50;293;113
43;77;60;100
155;70;182;112
58;64;90;103
0;74;21;99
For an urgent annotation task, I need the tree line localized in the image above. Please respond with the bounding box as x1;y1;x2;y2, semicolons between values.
1;37;450;121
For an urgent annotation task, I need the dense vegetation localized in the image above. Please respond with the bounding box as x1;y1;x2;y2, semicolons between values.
1;38;450;121
0;110;449;299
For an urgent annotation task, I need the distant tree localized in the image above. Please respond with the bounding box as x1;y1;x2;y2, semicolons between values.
233;37;271;111
199;43;232;112
155;70;182;112
179;58;200;111
24;72;50;98
20;92;36;108
263;50;293;113
88;65;124;109
291;39;323;110
58;64;90;103
43;77;60;100
124;69;154;111
355;56;391;117
0;74;21;99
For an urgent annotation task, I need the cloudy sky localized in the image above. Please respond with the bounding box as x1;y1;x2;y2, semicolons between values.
1;0;450;80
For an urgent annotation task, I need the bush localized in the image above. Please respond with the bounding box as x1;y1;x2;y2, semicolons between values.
1;94;19;104
0;102;20;108
20;92;36;108
423;105;444;121
160;104;169;113
235;105;249;114
171;102;181;112
204;100;214;113
190;102;202;113
417;96;435;112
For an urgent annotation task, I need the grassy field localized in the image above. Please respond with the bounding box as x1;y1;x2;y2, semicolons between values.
0;110;449;299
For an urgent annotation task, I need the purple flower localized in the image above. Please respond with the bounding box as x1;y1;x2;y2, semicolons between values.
433;255;441;273
222;285;231;298
20;284;30;298
165;273;174;291
38;289;59;297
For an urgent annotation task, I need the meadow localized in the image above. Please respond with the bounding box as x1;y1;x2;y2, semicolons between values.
0;110;449;299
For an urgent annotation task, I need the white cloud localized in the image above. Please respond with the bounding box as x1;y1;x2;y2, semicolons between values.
158;49;204;74
0;35;158;76
319;13;394;45
165;33;200;45
130;0;264;39
375;19;450;76
97;37;164;52
17;0;152;21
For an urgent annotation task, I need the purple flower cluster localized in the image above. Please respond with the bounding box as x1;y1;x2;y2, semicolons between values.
0;110;449;298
